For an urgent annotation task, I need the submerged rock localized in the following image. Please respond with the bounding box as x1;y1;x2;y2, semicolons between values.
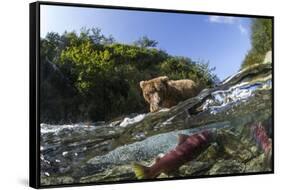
208;159;245;175
80;165;135;183
41;176;74;186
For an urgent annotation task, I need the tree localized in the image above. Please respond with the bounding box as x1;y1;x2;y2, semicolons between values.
241;18;272;68
41;27;218;123
251;18;272;55
40;32;62;62
133;36;158;48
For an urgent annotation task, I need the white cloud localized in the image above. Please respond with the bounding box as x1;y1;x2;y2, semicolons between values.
208;16;248;35
208;16;237;24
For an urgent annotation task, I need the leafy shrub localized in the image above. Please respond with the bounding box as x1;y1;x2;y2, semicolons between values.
241;18;272;68
40;28;218;123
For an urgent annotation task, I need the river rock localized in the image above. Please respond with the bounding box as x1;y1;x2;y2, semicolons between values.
263;51;272;64
41;176;74;186
208;159;245;175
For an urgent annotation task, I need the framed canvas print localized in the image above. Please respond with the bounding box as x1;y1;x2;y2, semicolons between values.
29;1;274;188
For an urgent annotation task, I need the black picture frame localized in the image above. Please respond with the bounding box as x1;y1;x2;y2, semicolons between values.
30;1;274;189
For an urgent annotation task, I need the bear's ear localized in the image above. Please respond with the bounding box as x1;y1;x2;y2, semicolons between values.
160;76;169;83
140;81;145;89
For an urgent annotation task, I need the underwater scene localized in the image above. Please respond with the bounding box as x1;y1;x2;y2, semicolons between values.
39;4;273;186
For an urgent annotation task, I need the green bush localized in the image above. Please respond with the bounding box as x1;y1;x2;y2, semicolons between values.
40;28;218;123
241;18;272;68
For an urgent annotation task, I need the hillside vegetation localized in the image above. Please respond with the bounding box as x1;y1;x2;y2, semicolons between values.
40;28;218;123
241;18;272;68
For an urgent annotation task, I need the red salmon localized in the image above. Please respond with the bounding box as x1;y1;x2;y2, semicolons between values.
132;130;215;179
250;122;272;166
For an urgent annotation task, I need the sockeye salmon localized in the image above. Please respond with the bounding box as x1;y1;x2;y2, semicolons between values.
250;122;272;166
132;130;216;179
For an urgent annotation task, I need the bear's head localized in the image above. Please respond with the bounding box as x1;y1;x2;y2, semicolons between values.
140;76;169;112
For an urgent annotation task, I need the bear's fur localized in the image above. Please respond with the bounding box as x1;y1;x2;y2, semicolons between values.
140;76;201;112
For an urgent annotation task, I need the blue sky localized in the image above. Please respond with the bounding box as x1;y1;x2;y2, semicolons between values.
41;5;252;80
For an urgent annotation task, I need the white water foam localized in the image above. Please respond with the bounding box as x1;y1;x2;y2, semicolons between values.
40;123;97;134
119;114;146;127
203;79;271;115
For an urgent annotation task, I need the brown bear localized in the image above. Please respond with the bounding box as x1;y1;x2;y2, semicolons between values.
140;76;201;112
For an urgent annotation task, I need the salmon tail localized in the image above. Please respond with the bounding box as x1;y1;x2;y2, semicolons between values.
132;162;150;179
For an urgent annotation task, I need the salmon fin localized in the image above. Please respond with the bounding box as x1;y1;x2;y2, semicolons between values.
155;153;164;163
163;168;180;177
132;162;150;179
178;134;189;145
